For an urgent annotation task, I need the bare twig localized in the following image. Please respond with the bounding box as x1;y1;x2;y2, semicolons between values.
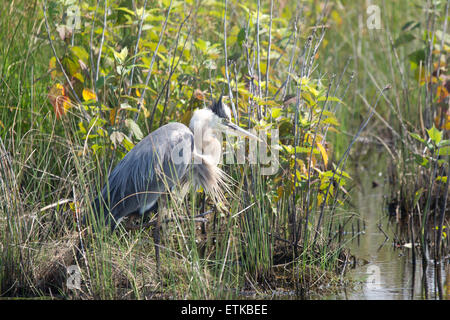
95;0;108;83
135;0;173;122
264;0;273;117
223;0;238;123
128;0;148;95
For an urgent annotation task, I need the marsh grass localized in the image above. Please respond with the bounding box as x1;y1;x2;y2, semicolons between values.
320;0;449;267
0;0;400;299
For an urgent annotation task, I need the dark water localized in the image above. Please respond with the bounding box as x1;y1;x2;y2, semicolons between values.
329;155;449;300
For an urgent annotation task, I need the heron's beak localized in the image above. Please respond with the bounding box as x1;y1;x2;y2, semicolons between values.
223;121;261;141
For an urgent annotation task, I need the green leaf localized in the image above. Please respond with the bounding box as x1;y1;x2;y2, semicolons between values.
322;116;340;126
120;103;140;113
413;188;424;207
91;144;102;154
295;146;312;154
78;121;86;134
62;56;80;77
95;76;107;89
436;176;447;183
237;27;246;46
329;166;352;179
437;139;450;148
110;131;125;148
194;39;208;52
71;46;89;64
414;154;430;168
394;33;415;47
282;145;310;154
401;21;421;32
410;132;425;143
317;96;343;104
122;136;135;152
115;7;136;16
427;126;443;145
438;146;450;156
113;47;128;64
125;119;143;140
271;107;282;119
408;49;425;67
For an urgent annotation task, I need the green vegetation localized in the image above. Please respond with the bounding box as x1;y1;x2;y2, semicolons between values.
320;0;449;262
0;0;448;299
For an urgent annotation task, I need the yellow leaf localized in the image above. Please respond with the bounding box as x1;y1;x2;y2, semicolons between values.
141;105;150;118
73;72;84;83
48;56;62;79
310;154;317;170
63;99;72;113
270;107;281;119
277;186;283;198
48;83;70;119
317;193;324;207
331;10;342;26
434;110;450;131
82;88;97;101
275;186;284;202
180;109;193;127
436;84;449;103
316;141;328;168
110;107;119;125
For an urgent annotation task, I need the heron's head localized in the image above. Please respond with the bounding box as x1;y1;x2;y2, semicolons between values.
189;96;259;140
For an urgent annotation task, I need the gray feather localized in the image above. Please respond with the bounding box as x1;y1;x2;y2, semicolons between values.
92;122;193;228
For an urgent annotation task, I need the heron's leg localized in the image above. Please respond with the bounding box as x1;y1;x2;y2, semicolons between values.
153;205;161;275
153;195;168;277
143;202;158;221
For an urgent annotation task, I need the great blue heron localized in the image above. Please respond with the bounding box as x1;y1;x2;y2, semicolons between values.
89;96;258;269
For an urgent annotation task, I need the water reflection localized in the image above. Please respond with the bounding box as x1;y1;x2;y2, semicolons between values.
339;258;447;299
333;157;448;300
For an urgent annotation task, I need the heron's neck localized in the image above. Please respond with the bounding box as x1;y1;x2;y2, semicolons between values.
192;128;221;166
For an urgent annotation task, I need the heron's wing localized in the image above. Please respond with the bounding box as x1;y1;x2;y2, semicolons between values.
97;123;193;223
